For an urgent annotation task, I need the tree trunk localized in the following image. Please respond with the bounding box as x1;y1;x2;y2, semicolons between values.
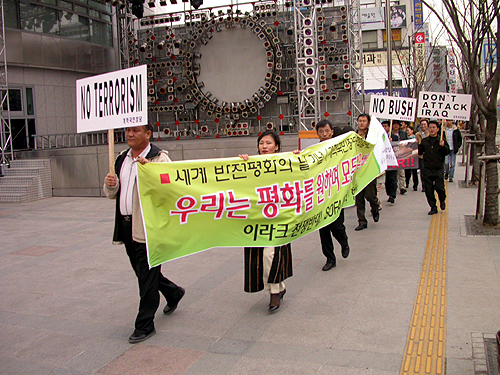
482;110;499;226
470;110;483;185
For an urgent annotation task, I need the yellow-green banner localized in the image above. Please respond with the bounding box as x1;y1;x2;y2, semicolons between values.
138;130;386;267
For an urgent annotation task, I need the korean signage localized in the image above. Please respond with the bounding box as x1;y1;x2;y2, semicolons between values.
417;92;472;120
362;50;410;67
447;50;457;93
415;32;426;82
76;65;147;133
370;95;417;122
413;0;424;30
138;129;393;267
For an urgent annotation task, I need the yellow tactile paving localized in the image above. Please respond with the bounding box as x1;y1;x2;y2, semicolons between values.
400;197;448;375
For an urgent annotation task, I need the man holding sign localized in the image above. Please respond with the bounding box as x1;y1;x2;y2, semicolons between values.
418;121;450;215
103;125;185;344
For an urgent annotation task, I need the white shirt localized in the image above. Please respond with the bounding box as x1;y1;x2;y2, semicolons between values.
119;144;151;216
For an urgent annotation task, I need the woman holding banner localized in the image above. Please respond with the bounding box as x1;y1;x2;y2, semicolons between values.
239;131;293;312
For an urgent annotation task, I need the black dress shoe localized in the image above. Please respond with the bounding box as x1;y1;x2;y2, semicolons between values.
341;245;350;259
428;209;438;215
413;186;418;191
322;261;336;271
128;329;156;344
372;211;380;222
354;223;367;231
387;197;395;203
440;202;446;210
279;289;286;300
163;287;185;315
400;188;407;195
269;293;281;312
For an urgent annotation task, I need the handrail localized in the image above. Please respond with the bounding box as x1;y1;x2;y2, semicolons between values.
32;130;127;150
464;139;485;185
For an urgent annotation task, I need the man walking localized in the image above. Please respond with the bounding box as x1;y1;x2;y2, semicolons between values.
315;119;350;271
104;124;185;343
355;114;380;230
418;121;451;215
444;119;463;182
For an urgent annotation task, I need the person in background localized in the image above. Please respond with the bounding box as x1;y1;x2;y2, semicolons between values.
383;120;398;203
405;125;419;191
415;119;430;192
354;114;380;230
103;125;185;344
315;120;350;271
239;131;293;312
392;120;407;195
418;121;451;215
444;119;463;183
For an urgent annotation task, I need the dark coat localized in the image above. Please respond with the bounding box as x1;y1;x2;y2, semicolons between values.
418;135;450;170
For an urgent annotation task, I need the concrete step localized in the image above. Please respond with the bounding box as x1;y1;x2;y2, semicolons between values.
0;176;37;185
0;184;33;194
0;193;25;203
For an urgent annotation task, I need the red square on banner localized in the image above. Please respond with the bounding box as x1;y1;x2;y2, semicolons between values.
415;32;425;44
160;174;170;184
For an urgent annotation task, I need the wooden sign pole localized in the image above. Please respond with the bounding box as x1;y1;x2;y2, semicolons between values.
389;119;393;138
108;129;115;176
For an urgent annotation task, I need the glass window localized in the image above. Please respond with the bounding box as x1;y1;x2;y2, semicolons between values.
101;13;111;22
74;0;88;4
89;0;110;12
90;19;112;47
75;4;88;14
26;88;34;116
59;0;73;10
1;89;23;112
59;11;90;41
3;0;20;29
39;0;57;5
20;2;59;34
89;9;99;18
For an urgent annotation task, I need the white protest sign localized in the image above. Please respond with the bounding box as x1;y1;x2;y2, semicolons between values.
76;65;147;133
417;91;472;121
369;95;417;122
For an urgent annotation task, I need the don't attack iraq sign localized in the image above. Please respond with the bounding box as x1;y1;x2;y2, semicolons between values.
369;95;417;122
417;91;472;121
76;65;148;133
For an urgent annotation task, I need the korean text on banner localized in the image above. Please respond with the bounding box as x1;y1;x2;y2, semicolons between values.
76;65;148;133
369;95;417;122
138;130;393;267
417;91;472;121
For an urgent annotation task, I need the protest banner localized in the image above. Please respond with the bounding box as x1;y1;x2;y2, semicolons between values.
138;119;397;267
369;95;417;122
76;64;148;175
417;91;472;121
387;139;419;170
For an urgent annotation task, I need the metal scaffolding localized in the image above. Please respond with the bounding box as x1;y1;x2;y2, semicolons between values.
347;0;364;120
0;0;12;172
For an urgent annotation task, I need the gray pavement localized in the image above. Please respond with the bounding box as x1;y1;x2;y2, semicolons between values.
1;162;499;375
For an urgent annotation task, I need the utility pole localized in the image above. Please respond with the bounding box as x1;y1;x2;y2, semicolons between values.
385;0;393;95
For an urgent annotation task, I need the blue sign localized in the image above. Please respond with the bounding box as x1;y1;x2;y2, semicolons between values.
413;0;423;30
483;43;497;67
365;88;409;97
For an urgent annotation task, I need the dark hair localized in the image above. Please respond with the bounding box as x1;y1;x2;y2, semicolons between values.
428;120;440;130
257;130;281;154
145;124;154;133
357;113;370;122
316;119;333;131
420;118;429;125
381;120;390;126
341;125;353;134
332;126;342;136
392;120;401;126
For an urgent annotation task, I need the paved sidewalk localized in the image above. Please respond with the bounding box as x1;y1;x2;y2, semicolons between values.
1;163;499;375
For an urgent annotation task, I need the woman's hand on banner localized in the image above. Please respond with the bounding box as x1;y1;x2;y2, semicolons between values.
292;149;301;155
239;154;250;161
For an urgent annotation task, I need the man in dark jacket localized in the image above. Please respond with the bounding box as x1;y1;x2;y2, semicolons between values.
418;121;451;215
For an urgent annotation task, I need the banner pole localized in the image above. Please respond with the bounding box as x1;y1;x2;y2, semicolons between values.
389;119;393;139
108;129;115;176
441;120;445;141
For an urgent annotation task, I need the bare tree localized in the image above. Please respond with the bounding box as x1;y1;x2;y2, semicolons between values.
422;0;499;226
